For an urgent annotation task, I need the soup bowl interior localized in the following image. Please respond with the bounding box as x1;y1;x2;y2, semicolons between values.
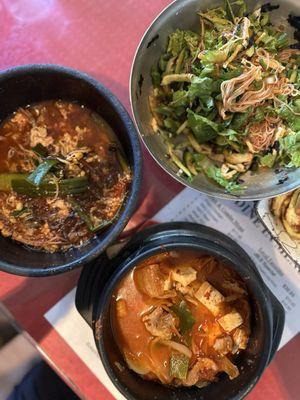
0;64;142;276
90;223;283;400
130;0;300;201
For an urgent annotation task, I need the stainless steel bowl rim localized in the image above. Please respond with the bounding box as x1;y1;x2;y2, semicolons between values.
130;0;300;201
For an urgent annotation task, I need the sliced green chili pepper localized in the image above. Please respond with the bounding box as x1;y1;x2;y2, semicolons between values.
170;353;189;380
171;300;195;335
26;159;58;186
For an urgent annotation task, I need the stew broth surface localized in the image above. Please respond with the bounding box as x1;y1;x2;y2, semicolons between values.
0;100;131;251
112;251;251;387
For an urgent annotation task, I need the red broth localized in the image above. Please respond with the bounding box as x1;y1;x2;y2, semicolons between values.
112;251;251;387
0;100;131;252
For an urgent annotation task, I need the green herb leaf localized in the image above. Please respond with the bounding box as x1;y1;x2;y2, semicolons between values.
184;31;200;56
26;159;58;186
202;64;216;76
253;107;266;123
231;109;252;130
199;49;228;65
279;132;300;167
203;30;218;48
216;128;239;146
188;76;213;100
205;164;243;193
199;7;233;30
171;300;195;335
170;353;189;380
168;30;186;56
199;96;214;112
276;101;300;131
164;118;180;133
151;65;161;86
229;0;246;17
260;152;277;168
154;105;174;117
159;53;171;72
187;109;219;143
167;29;200;57
171;90;189;107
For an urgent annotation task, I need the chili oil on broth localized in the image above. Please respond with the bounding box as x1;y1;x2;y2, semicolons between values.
112;251;251;388
0;100;131;252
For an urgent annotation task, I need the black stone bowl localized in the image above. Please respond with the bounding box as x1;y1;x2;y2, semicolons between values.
0;64;142;276
76;222;285;400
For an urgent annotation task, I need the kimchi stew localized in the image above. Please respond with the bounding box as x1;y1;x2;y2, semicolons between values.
0;100;131;252
112;251;251;387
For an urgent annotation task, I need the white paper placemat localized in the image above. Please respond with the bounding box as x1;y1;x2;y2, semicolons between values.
44;188;300;396
44;287;126;400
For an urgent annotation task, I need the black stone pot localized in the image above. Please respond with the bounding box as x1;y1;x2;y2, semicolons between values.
75;222;285;400
0;64;142;276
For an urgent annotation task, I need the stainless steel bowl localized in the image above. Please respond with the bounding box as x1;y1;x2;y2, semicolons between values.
130;0;300;200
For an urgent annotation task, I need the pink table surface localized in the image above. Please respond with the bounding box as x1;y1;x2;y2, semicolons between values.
0;1;299;399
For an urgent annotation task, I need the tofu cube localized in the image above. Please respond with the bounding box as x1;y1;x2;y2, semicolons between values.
194;281;225;316
171;266;197;287
218;311;243;332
